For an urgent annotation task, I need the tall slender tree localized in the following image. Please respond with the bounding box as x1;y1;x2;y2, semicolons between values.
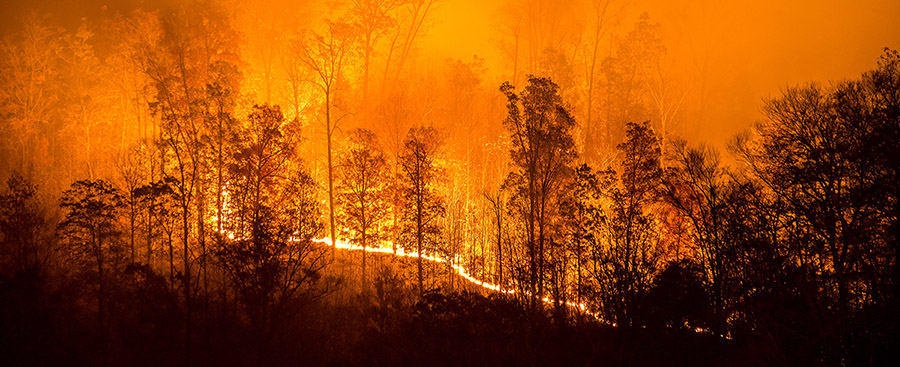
398;126;444;295
292;21;356;252
337;128;390;292
500;75;577;308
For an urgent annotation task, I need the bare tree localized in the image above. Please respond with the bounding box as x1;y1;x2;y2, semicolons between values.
582;0;625;162
350;0;399;103
337;128;390;291
381;0;438;92
0;12;63;181
398;126;444;295
659;139;731;332
292;21;356;252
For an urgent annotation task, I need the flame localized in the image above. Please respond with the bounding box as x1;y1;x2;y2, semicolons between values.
312;236;603;321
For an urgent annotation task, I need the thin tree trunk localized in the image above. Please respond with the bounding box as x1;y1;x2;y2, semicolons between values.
327;89;337;253
417;188;424;296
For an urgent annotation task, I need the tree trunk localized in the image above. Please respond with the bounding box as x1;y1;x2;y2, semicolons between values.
96;230;107;366
497;205;503;291
326;90;336;253
417;189;424;296
130;198;136;263
362;225;367;293
182;198;192;364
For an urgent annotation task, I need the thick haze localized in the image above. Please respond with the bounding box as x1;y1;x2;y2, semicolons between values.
1;4;899;364
2;0;899;150
422;0;900;147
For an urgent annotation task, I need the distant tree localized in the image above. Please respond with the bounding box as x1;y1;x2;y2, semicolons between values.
349;0;399;102
338;128;390;292
500;75;578;308
60;21;104;180
398;126;445;296
292;20;356;253
581;0;625;163
0;12;63;180
600;13;664;154
58;179;124;338
538;47;580;122
382;0;438;88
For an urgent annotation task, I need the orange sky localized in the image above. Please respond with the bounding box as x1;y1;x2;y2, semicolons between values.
3;0;899;149
422;0;900;148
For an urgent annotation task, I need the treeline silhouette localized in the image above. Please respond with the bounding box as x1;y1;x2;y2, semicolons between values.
2;49;898;366
0;2;898;364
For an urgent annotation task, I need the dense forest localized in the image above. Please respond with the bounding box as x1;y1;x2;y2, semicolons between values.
1;0;898;366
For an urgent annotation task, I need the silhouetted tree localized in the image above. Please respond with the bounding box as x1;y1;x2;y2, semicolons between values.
133;177;178;281
566;164;605;309
644;259;710;330
659;140;732;332
0;173;47;274
501;75;578;309
227;105;297;238
736;83;877;322
398;126;445;296
855;49;900;308
117;146;147;264
218;104;333;344
218;193;331;342
590;121;662;326
58;179;124;347
728;50;900;364
338;128;390;292
137;7;243;356
483;189;506;291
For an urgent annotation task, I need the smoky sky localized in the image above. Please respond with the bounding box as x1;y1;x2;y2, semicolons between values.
422;0;900;148
3;0;899;150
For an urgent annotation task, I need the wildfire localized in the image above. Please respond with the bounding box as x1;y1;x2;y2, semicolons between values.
312;236;602;321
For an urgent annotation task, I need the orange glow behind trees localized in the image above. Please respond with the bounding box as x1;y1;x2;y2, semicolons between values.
1;1;899;366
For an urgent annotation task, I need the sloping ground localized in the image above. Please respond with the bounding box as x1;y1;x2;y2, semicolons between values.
321;247;765;367
0;245;777;367
337;290;762;367
326;243;502;295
